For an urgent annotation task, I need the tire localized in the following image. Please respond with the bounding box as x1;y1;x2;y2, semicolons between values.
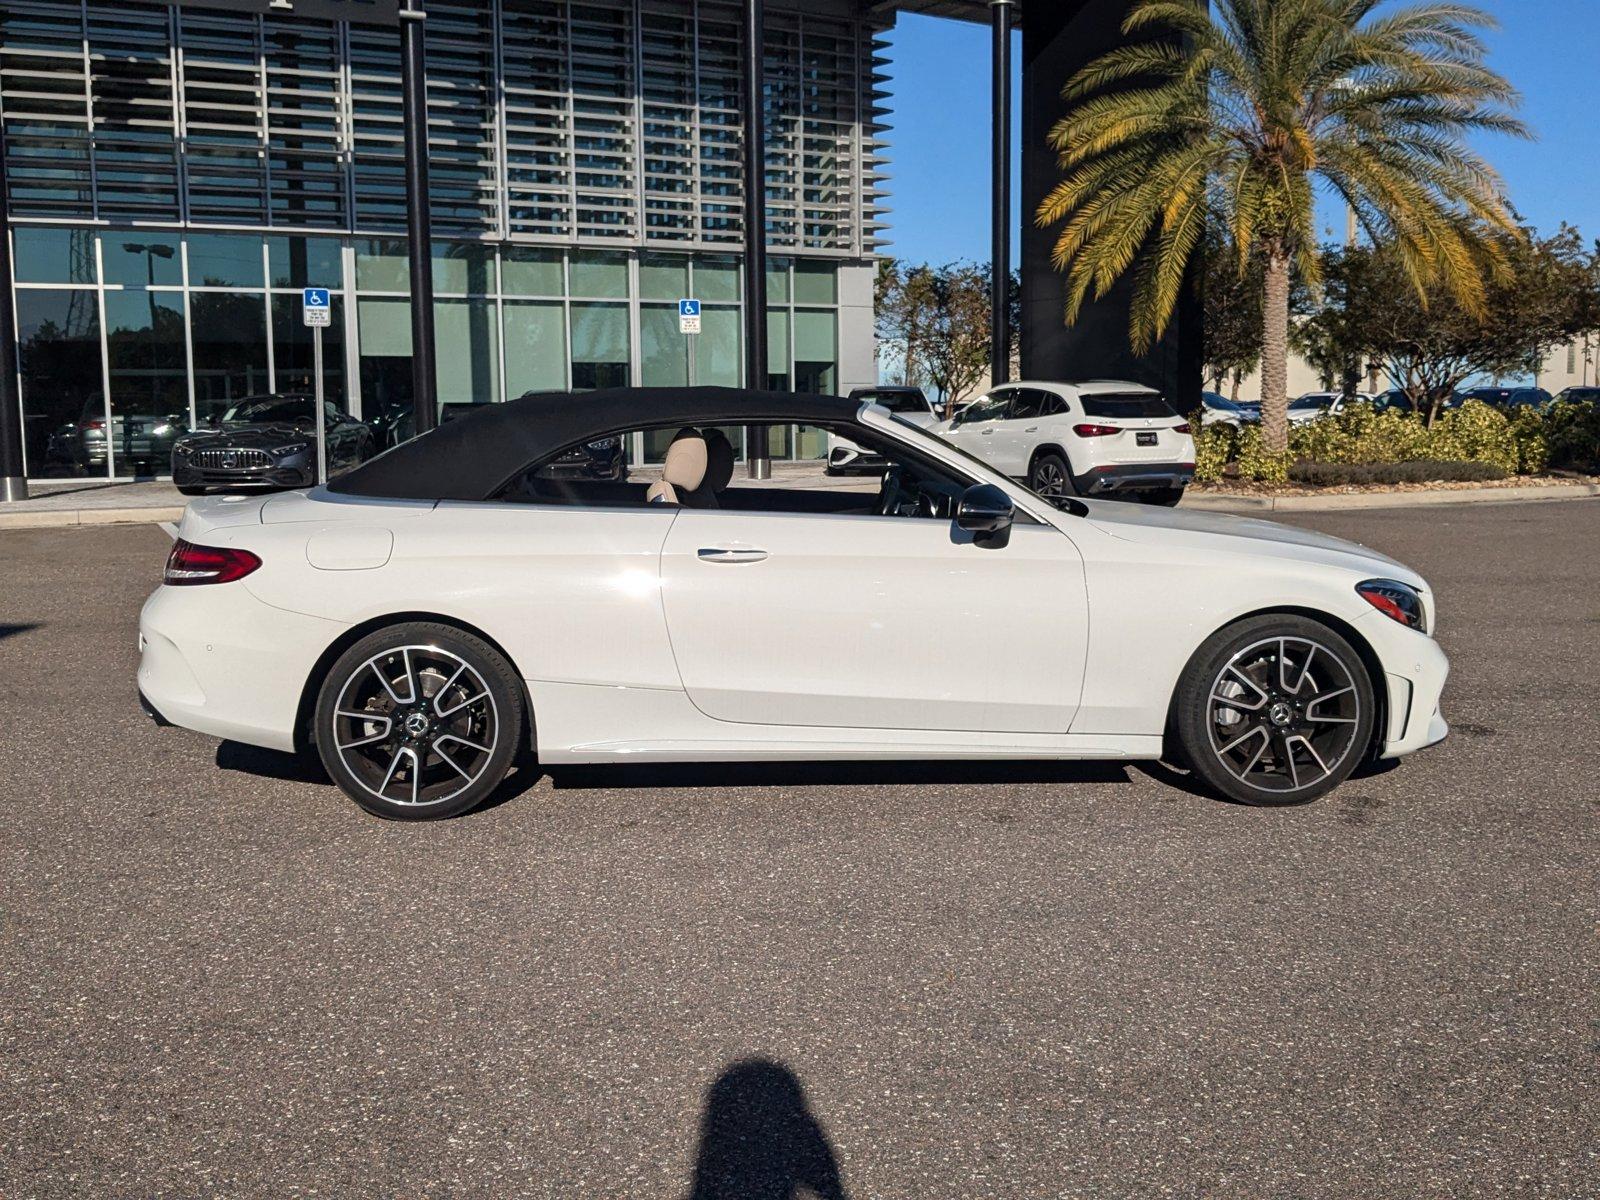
1141;487;1185;507
313;621;525;820
177;484;207;496
1174;614;1375;806
1028;451;1077;500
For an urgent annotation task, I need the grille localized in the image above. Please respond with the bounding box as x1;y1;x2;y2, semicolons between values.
194;448;272;470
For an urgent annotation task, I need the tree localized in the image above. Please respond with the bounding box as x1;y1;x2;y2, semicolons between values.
875;260;1019;416
1036;0;1527;453
1300;222;1600;423
1201;231;1262;399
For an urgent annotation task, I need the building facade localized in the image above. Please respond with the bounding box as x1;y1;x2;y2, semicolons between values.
1;0;886;478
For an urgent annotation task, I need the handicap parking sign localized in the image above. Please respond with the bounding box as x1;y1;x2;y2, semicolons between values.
678;298;701;334
302;288;332;327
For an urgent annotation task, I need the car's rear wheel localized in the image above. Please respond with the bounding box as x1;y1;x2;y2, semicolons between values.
314;622;524;820
1174;615;1375;806
1029;452;1077;499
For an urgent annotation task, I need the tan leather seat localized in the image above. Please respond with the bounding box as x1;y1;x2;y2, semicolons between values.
646;428;708;505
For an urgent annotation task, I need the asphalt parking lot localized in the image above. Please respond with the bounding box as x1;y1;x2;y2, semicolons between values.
2;501;1596;1198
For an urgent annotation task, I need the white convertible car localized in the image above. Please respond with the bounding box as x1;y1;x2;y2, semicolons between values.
139;386;1448;820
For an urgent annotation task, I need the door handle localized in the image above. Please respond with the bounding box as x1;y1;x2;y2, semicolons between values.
1025;426;1038;432
980;428;994;435
697;547;769;564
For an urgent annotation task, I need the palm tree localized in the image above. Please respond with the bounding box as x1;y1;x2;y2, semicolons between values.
1036;0;1527;453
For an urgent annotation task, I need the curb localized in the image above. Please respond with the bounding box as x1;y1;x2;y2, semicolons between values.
1183;481;1600;513
0;506;185;532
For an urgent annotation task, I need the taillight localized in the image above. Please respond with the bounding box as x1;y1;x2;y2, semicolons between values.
1072;423;1121;437
83;418;105;431
164;539;262;586
1174;422;1191;434
1357;579;1426;631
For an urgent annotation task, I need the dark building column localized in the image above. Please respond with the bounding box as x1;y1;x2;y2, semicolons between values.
400;0;438;435
990;0;1014;386
1020;0;1201;413
0;124;26;501
741;0;771;477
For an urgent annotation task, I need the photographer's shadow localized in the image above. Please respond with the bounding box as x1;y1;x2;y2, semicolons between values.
688;1059;848;1200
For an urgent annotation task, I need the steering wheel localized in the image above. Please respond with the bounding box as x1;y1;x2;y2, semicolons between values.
876;464;907;516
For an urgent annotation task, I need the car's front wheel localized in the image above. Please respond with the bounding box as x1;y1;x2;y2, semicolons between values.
1174;615;1375;806
314;622;525;820
1029;452;1076;499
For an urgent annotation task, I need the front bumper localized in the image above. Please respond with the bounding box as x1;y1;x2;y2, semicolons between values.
173;456;313;490
1078;462;1194;494
1357;609;1451;759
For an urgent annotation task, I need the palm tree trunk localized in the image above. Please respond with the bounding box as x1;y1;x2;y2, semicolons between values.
1259;247;1292;454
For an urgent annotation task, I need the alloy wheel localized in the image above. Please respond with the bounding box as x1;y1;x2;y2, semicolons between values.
331;644;499;807
1206;636;1361;794
1032;458;1070;497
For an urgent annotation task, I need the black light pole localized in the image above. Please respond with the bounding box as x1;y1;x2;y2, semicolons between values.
741;0;770;479
989;0;1014;388
399;0;438;435
0;125;27;501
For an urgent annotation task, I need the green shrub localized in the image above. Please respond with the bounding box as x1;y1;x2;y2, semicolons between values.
1235;425;1291;483
1544;399;1600;472
1288;404;1432;464
1430;400;1518;474
1506;405;1550;474
1192;423;1237;483
1289;459;1508;486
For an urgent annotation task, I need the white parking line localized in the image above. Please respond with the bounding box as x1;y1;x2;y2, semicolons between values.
159;522;179;540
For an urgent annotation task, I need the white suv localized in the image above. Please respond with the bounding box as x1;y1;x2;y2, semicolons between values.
937;380;1195;505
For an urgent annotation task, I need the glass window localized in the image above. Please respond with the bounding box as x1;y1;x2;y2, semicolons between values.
696;306;742;387
569;251;629;299
641;305;689;387
355;239;410;291
501;247;563;296
570;302;630;390
268;236;343;290
766;257;791;304
15;288;104;478
793;261;837;305
640;254;690;302
433;242;493;295
434;298;500;405
954;392;1010;426
186;234;265;289
1009;390;1044;421
11;227;97;284
503;301;566;397
191;292;270;422
766;309;790;390
104;237;182;288
103;290;189;475
793;309;837;395
694;257;741;302
357;297;414;417
270;294;346;413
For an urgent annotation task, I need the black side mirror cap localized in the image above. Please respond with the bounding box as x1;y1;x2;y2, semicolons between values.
956;483;1014;548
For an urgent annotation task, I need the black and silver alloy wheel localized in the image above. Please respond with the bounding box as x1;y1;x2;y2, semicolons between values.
1030;452;1074;499
1175;615;1375;806
314;622;524;819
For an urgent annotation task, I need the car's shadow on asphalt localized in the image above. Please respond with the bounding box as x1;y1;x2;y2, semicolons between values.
216;740;327;784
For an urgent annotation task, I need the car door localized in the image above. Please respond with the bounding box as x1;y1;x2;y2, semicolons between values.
657;499;1089;736
946;389;1013;464
988;388;1049;476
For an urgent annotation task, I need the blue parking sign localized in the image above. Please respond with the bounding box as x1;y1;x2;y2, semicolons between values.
678;298;700;318
302;287;332;327
303;287;330;308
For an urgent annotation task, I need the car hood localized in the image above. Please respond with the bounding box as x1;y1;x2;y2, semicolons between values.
178;424;311;449
1080;500;1424;586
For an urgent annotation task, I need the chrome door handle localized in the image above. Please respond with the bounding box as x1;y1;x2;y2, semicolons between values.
980;429;994;435
1025;426;1038;432
697;547;769;564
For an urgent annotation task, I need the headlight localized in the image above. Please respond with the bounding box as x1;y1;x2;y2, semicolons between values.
173;443;192;457
273;442;310;456
1357;578;1426;632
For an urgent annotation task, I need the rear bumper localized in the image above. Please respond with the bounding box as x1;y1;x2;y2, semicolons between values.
1078;462;1194;494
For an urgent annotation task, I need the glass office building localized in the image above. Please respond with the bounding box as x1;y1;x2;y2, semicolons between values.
1;0;887;478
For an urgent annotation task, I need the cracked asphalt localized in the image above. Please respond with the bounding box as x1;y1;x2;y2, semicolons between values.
1;500;1596;1197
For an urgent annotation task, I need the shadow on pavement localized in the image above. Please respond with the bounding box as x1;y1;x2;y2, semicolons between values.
0;623;41;641
688;1059;848;1200
216;740;327;784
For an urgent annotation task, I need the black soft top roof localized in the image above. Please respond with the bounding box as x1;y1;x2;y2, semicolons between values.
327;385;861;502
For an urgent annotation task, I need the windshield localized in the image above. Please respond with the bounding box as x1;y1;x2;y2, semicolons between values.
855;390;929;415
1557;387;1600;403
1289;393;1334;410
220;396;313;425
1079;392;1177;419
1462;388;1512;402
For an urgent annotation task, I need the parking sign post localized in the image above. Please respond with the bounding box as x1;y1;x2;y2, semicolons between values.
303;289;332;485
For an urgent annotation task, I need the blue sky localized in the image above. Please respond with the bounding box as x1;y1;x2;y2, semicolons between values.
881;2;1600;268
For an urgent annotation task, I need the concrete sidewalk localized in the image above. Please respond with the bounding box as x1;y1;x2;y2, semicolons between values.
0;481;186;530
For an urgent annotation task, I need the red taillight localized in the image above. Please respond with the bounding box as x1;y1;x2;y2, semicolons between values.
1174;422;1191;434
83;418;105;431
1072;423;1121;437
164;539;262;586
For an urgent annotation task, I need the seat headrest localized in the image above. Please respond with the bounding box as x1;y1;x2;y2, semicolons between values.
661;427;707;491
701;429;735;494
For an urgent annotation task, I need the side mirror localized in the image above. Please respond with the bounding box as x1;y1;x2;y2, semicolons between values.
956;483;1014;548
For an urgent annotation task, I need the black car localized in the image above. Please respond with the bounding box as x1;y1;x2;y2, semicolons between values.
171;394;376;496
1552;386;1600;406
1456;385;1551;410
